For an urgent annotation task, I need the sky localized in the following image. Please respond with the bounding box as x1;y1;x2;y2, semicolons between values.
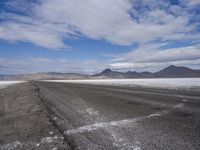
0;0;200;74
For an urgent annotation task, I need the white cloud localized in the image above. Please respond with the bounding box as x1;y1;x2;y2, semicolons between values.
0;0;199;49
110;59;200;72
0;0;199;73
0;13;76;50
1;42;200;74
109;43;200;71
36;0;197;45
182;0;200;6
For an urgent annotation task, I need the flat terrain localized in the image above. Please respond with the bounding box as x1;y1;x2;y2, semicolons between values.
0;82;70;150
1;81;200;150
46;78;200;89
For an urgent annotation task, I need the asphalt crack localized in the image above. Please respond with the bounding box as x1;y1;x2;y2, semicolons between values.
31;82;74;150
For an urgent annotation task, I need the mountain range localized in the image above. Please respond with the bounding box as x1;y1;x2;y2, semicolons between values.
0;65;200;80
94;65;200;78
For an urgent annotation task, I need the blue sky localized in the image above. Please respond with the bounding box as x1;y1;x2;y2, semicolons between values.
0;0;200;74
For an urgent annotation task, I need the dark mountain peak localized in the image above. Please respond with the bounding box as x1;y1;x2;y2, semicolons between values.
94;65;200;79
101;68;112;74
160;65;178;72
1;65;200;80
97;68;125;78
166;65;176;69
156;65;197;77
159;65;192;73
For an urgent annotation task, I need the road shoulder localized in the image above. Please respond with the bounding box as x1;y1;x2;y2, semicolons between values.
0;82;70;150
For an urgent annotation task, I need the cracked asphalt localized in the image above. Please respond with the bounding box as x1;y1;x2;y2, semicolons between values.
1;81;200;150
35;81;200;150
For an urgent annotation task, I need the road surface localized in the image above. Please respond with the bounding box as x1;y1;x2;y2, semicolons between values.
0;81;200;150
35;81;200;150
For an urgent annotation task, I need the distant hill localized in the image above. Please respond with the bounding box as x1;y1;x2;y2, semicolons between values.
93;68;154;78
0;72;89;80
155;65;200;78
93;69;126;78
0;65;200;80
94;65;200;79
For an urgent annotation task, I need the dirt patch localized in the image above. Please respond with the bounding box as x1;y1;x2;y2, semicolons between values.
0;82;70;150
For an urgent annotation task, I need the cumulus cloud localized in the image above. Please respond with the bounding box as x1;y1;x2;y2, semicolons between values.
0;12;76;49
35;0;198;45
0;0;199;73
109;43;200;71
181;0;200;6
0;0;199;49
110;59;200;72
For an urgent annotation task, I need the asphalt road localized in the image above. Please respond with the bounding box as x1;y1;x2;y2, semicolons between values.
32;81;200;150
0;82;70;150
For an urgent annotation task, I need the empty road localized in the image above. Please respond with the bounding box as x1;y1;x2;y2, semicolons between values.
33;81;200;150
1;81;200;149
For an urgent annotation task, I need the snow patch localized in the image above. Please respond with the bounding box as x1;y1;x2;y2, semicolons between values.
52;117;57;121
65;117;144;135
173;103;184;108
148;113;161;118
0;81;26;89
43;78;200;89
0;136;63;149
107;129;141;150
182;99;188;102
41;136;58;144
86;107;100;116
65;102;183;135
0;141;22;150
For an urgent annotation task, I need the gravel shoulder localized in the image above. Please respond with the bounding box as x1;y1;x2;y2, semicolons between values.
0;82;70;150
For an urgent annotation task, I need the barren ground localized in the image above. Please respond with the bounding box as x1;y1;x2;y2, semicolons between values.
0;81;200;150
